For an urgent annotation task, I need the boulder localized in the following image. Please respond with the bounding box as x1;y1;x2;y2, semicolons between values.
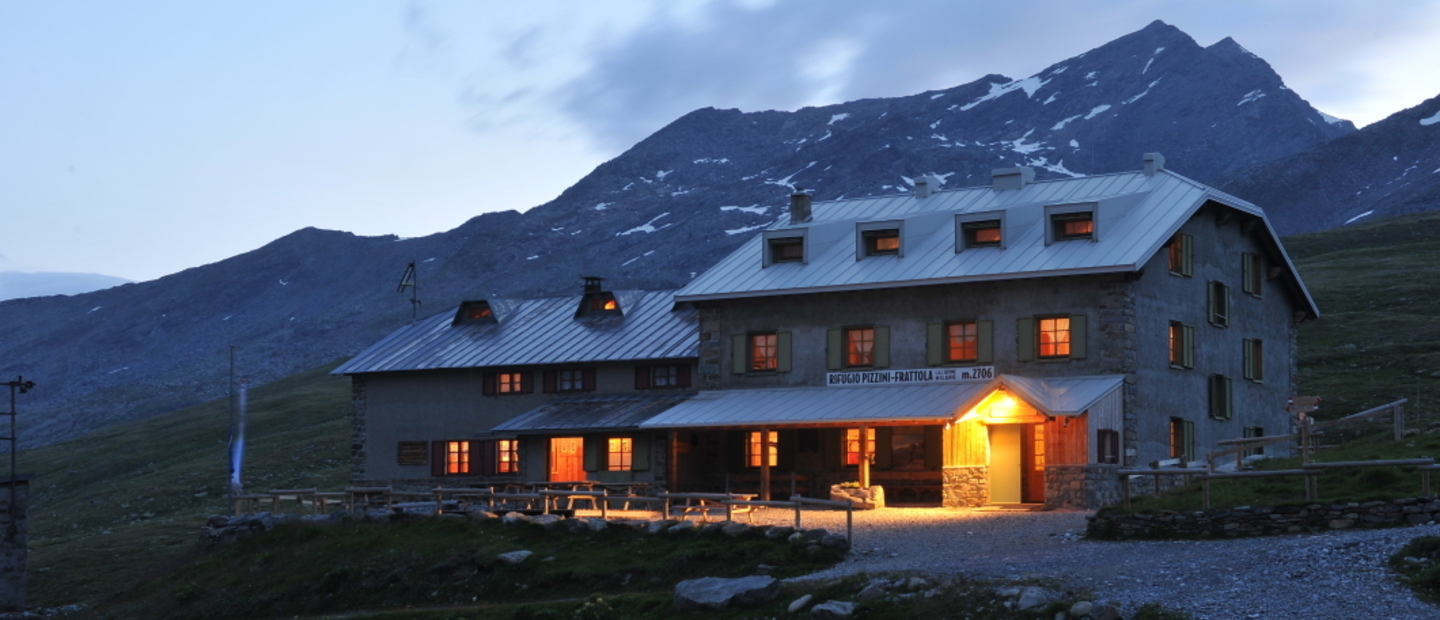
668;520;697;534
673;576;780;610
765;525;796;539
829;484;884;509
503;512;531;525
788;594;813;613
1016;586;1059;610
857;582;887;601
820;533;851;550
498;550;533;565
723;522;751;537
810;600;857;619
530;514;562;528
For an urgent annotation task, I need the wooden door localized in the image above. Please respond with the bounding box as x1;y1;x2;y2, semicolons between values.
987;425;1021;503
550;437;585;482
1021;424;1046;504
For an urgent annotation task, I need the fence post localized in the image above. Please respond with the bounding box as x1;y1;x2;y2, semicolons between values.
793;501;800;529
845;501;853;548
1201;478;1211;510
1395;403;1406;441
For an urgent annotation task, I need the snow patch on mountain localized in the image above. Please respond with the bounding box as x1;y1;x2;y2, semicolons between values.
829;113;850;125
1084;104;1112;120
1124;79;1162;105
616;212;672;236
960;75;1051;111
1316;111;1346;126
1052;114;1083;131
1421;109;1440;126
693;158;730;164
1008;129;1046;155
1238;90;1266;106
594;203;611;211
725;224;769;236
1344;210;1374;225
721;205;769;215
1043;92;1059;105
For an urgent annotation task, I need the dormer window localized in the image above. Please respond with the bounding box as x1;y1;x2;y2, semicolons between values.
862;229;900;255
1052;212;1094;241
962;220;1002;248
582;292;619;314
453;301;495;325
769;237;804;262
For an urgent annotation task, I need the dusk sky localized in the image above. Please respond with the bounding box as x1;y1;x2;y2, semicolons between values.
4;0;1440;283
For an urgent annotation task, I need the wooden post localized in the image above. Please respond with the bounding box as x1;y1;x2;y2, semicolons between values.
1201;478;1211;510
845;501;853;547
760;427;772;501
859;424;871;489
1394;403;1406;441
793;501;801;529
1305;472;1317;501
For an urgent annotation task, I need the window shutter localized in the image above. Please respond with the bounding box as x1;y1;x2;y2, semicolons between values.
1069;314;1087;359
873;325;890;368
676;364;692;388
1182;324;1195;368
1243;339;1255;380
478;440;498;476
543;370;558;393
873;427;893;469
482;372;498;396
1209;375;1221;419
827;328;843;370
631;434;650;471
1222;376;1233;419
926;323;944;366
634;365;651;390
1016;317;1035;362
977;320;994;364
430;441;447;477
776;331;793;373
583;436;601;472
520;371;535;394
582;368;597;391
1242;253;1256;295
1184;420;1196;461
1181;233;1193;277
924;425;943;470
731;334;748;374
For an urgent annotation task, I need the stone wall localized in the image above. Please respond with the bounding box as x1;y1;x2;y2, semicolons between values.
942;466;988;507
1088;497;1440;539
350;376;367;480
1045;465;1122;510
0;479;29;612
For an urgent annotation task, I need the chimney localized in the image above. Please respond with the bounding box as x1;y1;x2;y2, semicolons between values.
1143;152;1166;176
582;276;605;294
914;176;932;199
991;167;1035;191
790;191;813;223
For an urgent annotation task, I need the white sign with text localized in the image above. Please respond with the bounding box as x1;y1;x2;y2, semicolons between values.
825;366;995;387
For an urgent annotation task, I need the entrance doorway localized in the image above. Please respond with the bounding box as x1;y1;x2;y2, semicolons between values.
550;437;585;482
988;424;1045;504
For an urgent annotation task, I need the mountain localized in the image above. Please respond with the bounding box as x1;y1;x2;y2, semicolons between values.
0;21;1356;448
1217;94;1440;235
0;271;131;302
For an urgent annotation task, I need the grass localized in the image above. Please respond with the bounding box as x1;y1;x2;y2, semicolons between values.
18;361;353;608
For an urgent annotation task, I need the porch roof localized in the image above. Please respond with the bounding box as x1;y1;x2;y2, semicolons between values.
493;393;695;434
636;374;1126;428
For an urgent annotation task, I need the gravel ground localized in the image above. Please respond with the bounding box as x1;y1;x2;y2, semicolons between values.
749;507;1440;619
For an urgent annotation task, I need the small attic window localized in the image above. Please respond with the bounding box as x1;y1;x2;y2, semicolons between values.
862;229;901;255
582;292;619;314
764;234;805;266
1045;203;1099;244
453;301;495;325
962;220;1002;247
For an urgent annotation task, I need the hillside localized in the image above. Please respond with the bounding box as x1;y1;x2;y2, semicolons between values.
0;20;1356;448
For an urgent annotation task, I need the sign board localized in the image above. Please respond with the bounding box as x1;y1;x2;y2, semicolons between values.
397;441;429;466
1287;396;1321;414
826;366;994;387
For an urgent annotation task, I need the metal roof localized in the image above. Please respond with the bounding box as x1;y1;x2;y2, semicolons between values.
333;289;697;375
997;375;1124;416
492;393;694;433
675;169;1318;317
638;374;1126;428
639;383;991;428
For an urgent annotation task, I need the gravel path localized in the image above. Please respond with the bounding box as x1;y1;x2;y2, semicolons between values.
750;507;1440;620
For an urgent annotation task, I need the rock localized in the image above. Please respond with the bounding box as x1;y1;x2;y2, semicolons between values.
906;577;929;591
530;514;561;528
649;519;679;534
723;522;751;537
668;520;697;533
1016;586;1059;610
1090;604;1122;620
503;512;531;525
857;582;887;601
788;593;813;613
755;564;774;575
673;576;780;610
1070;601;1094;617
1328;518;1354;529
766;526;795;539
810;600;857;619
820;533;851;550
498;550;533;565
585;518;608;532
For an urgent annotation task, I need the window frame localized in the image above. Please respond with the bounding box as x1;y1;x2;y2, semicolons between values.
497;439;520;474
956;210;1007;251
1168;321;1195;369
946;321;980;363
1045;203;1099;244
651;365;678;388
1208;281;1231;328
1168;418;1195;462
558;369;584;392
762;230;807;266
855;220;905;259
1167;233;1193;277
750;332;779;372
843;428;876;466
844;326;877;368
1242;252;1264;297
1036;316;1072;359
497;371;526;394
746;431;779;468
606;437;633;471
1243;339;1264;383
1243;426;1265;457
446;440;471;475
1209;374;1234;420
1097;429;1121;465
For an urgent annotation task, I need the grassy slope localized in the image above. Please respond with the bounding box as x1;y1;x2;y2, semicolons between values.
19;362;353;608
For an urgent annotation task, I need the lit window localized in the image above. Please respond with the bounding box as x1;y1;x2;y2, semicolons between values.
947;322;978;362
652;365;678;387
446;441;470;474
747;431;778;467
862;229;901;255
1033;424;1046;471
607;437;633;471
559;370;584;391
750;333;778;371
768;236;804;263
586;294;619;312
962;220;1002;248
453;301;495;325
1052;212;1094;240
497;372;524;394
497;439;520;474
1167;233;1193;276
845;327;875;367
1169;418;1194;461
844;428;876;466
1037;317;1071;358
1168;322;1193;369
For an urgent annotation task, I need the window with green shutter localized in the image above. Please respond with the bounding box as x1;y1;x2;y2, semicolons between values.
1208;281;1231;327
1242;252;1263;297
1209;374;1233;420
1169;321;1195;369
1167;233;1193;277
1243;339;1264;382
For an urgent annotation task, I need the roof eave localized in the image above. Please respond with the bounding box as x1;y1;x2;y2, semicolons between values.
674;264;1141;303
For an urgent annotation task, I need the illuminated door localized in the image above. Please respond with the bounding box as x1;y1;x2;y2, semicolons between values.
1021;424;1046;504
988;425;1021;503
550;437;585;482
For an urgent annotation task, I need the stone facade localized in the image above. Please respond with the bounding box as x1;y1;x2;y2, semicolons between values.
0;479;28;612
942;466;988;508
1097;280;1140;467
1044;465;1122;510
1088;497;1440;539
350;376;367;480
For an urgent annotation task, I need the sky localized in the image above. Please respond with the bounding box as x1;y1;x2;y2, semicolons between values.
4;0;1440;283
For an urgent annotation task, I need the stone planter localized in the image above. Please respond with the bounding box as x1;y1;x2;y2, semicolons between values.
830;484;884;509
